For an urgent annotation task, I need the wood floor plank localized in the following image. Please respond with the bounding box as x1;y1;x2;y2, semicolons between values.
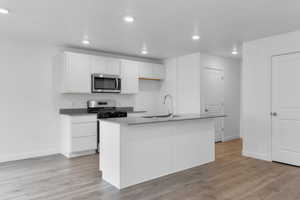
1;139;300;200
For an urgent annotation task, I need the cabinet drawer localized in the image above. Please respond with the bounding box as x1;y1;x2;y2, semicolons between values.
71;136;97;152
72;122;97;138
71;114;97;123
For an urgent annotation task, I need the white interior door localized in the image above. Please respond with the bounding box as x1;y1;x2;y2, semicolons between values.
272;53;300;166
202;67;224;142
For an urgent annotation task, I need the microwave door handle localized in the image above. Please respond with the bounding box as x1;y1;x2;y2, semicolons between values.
116;78;119;90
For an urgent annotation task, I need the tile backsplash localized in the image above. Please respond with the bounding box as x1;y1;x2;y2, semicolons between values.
58;80;165;114
59;93;135;108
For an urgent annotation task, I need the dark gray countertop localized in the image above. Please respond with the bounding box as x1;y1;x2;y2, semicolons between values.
59;107;146;116
99;113;226;125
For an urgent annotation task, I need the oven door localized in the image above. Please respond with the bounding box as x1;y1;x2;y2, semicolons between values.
92;74;121;93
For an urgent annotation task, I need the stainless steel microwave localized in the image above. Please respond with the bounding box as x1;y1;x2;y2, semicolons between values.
91;74;121;93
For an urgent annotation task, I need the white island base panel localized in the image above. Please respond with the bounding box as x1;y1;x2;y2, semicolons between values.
99;119;215;189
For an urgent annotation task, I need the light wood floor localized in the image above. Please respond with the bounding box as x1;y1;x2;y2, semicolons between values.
1;139;300;200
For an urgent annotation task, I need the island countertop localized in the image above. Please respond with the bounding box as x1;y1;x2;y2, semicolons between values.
99;112;219;189
99;113;226;125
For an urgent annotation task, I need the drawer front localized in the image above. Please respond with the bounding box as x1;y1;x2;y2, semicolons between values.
71;114;97;123
72;122;97;138
71;136;97;152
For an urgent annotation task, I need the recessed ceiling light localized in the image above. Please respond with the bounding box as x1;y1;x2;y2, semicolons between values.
141;49;148;55
232;50;238;55
192;35;200;40
0;8;9;14
123;16;135;23
82;39;91;45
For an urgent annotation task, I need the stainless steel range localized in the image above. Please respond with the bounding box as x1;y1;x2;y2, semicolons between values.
87;100;127;152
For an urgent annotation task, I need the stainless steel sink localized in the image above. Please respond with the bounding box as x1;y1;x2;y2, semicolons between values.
142;114;181;118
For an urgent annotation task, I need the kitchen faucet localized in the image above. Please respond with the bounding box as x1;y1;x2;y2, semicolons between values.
163;94;174;118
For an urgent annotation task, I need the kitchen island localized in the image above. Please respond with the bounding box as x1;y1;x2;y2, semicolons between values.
99;113;225;189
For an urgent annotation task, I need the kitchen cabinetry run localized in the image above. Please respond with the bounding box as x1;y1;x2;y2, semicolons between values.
139;62;165;80
54;51;165;94
121;60;139;94
60;114;97;158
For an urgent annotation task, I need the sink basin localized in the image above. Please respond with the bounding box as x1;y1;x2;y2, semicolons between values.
142;114;181;119
142;114;170;118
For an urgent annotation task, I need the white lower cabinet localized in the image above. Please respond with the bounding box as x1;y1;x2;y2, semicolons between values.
71;136;97;152
61;114;97;158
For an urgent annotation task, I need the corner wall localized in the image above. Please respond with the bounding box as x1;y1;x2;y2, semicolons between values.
242;30;300;161
200;54;241;141
162;53;241;141
0;40;163;162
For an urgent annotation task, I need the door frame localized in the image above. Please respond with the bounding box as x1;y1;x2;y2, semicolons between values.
200;66;224;114
270;51;300;162
201;66;225;142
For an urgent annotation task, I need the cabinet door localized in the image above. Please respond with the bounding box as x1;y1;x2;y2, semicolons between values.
121;60;139;94
64;52;91;93
71;136;97;152
105;58;121;75
91;56;107;74
91;56;121;75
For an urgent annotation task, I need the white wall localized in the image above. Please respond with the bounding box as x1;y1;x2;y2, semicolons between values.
160;58;178;114
176;53;201;114
135;80;163;114
0;41;59;162
162;53;241;141
242;30;300;161
161;54;202;115
0;40;163;162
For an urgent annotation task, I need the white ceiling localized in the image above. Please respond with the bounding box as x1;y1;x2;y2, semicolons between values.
1;0;300;59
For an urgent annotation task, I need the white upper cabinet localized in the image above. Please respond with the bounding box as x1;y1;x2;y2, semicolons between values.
90;56;106;74
57;52;92;93
54;51;163;94
120;60;139;94
91;56;121;76
138;62;165;80
106;58;121;75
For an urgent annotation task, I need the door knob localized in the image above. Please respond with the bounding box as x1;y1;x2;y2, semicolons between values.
271;112;277;116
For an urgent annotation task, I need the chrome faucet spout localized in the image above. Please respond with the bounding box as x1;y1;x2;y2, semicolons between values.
163;94;174;118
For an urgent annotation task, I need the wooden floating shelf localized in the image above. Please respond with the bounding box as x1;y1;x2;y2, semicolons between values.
139;77;162;81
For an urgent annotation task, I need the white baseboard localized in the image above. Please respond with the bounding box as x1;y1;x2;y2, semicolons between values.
222;135;240;142
0;148;60;163
242;151;271;161
62;150;96;158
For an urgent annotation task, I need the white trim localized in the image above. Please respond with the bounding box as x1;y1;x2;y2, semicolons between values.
222;135;240;142
204;66;224;71
62;150;96;158
0;148;60;163
242;151;271;161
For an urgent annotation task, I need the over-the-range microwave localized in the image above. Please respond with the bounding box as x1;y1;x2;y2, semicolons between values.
91;74;121;93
